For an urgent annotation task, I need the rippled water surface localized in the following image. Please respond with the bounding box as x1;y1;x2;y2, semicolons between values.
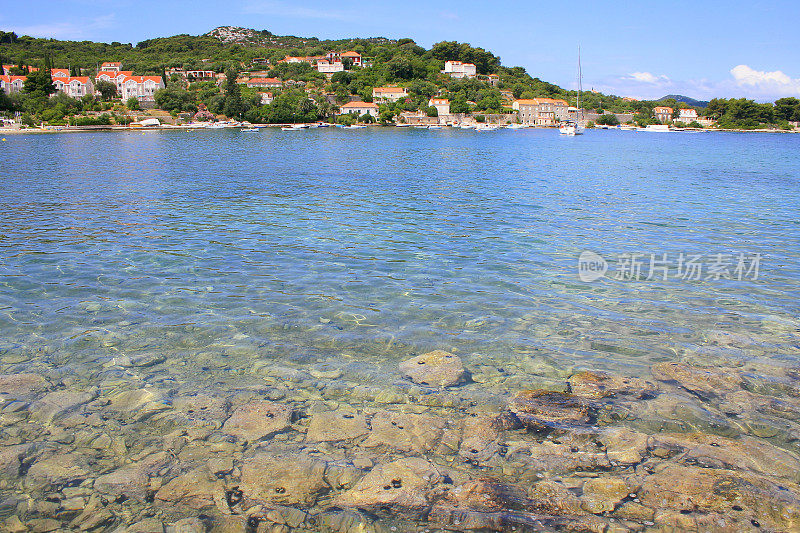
1;128;800;532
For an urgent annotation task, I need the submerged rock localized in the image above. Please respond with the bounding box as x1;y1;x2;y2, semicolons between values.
335;457;448;513
651;362;743;396
398;350;466;387
0;373;47;399
361;410;447;452
580;477;630;514
509;389;594;430
637;463;800;530
155;468;220;509
94;452;172;501
307;410;369;442
647;432;800;481
568;370;657;399
29;388;97;424
240;454;328;506
221;401;292;441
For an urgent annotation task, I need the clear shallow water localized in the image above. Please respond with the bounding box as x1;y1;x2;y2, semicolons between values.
2;128;800;531
2;129;799;376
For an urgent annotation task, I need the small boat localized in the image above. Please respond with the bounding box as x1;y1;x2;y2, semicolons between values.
413;125;429;129
639;124;670;132
282;124;306;131
620;124;636;131
427;125;442;130
506;123;524;129
241;127;259;132
475;124;499;131
348;124;367;129
459;124;475;129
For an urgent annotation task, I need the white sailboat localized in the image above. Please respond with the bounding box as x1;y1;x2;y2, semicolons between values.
560;47;585;136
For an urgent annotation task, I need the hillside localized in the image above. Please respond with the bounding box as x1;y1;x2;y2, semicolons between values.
660;94;709;108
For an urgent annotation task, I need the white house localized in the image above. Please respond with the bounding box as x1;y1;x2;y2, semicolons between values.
372;87;408;102
100;62;122;73
53;77;94;99
0;75;26;94
675;108;699;123
428;98;450;116
95;70;134;95
338;101;379;117
120;75;164;102
260;92;274;105
317;59;344;74
442;61;477;79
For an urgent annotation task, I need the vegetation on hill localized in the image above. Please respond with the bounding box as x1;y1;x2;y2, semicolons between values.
1;27;797;129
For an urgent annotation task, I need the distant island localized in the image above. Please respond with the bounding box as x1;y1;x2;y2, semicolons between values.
1;27;798;130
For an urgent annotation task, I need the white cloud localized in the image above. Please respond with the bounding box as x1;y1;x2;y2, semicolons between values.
12;15;115;40
730;64;800;95
627;71;670;84
242;1;349;20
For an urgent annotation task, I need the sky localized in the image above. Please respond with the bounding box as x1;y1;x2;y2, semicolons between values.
3;0;800;102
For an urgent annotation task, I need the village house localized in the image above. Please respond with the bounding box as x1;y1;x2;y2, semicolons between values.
338;101;379;117
512;98;569;126
428;98;450;116
282;56;313;64
0;75;26;94
167;68;215;82
95;70;134;93
53;77;94;99
442;61;477;79
675;108;699;123
487;74;500;87
251;58;270;65
120;76;163;102
100;62;122;73
51;68;70;78
654;106;673;123
341;51;362;67
260;92;274;105
246;77;283;88
316;59;344;74
372;86;408;102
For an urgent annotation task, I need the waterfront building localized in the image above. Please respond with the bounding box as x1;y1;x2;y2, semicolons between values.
512;98;569;126
675;108;699;123
338;101;379;117
372;86;408;102
428;98;450;116
53;77;94;98
654;106;673;123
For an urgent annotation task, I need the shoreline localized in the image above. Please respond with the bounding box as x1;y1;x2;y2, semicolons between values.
1;124;798;136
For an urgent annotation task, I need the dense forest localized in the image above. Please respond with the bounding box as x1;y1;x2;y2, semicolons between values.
1;28;798;128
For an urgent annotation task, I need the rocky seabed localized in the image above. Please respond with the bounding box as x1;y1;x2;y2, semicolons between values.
2;349;800;533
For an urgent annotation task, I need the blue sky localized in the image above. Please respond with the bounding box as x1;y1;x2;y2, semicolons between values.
3;0;800;101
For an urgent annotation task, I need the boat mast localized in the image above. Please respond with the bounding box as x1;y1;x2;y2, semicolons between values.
577;45;582;124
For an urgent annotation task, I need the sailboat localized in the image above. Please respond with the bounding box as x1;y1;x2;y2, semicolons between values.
560;47;585;136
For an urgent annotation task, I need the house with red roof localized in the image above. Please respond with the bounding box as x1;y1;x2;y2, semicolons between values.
337;101;379;117
372;87;408;102
0;75;27;94
53;77;94;99
246;77;283;88
340;51;362;67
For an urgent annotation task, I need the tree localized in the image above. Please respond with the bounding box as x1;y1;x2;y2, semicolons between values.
774;97;800;122
223;67;244;119
95;80;118;101
425;106;438;117
596;113;620;126
22;68;56;97
126;97;141;110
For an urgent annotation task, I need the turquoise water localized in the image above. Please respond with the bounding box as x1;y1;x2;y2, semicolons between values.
2;128;800;531
3;129;799;376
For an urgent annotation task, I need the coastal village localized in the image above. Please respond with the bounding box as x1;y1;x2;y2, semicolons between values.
1;27;799;132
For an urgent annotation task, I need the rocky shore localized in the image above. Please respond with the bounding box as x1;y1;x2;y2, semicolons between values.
2;349;800;532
